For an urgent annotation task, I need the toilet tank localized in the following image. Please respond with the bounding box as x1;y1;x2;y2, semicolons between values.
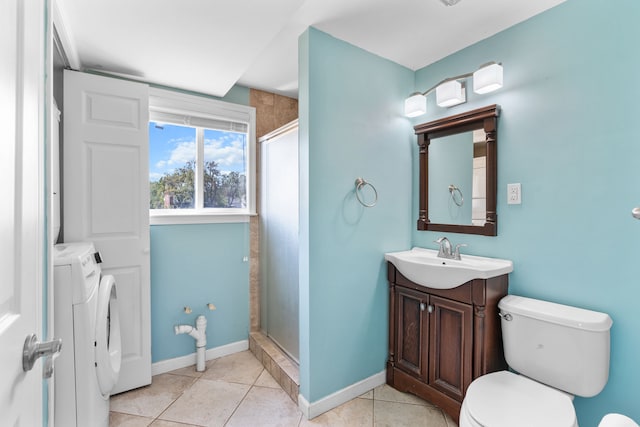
499;295;612;397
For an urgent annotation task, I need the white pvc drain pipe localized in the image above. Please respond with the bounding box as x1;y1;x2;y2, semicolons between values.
174;315;207;371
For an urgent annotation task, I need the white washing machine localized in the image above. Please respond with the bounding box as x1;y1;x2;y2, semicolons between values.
54;242;122;427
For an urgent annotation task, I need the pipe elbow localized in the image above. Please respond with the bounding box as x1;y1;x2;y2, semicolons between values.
174;316;207;347
174;324;193;335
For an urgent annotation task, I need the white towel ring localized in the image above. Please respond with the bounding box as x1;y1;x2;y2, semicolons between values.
355;178;378;208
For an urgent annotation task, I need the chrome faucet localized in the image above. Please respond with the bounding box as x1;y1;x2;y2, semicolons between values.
435;237;452;259
434;237;466;260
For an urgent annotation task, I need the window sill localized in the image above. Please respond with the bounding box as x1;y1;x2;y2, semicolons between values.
150;212;256;225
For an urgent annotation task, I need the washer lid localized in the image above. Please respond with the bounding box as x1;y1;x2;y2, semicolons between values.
465;371;576;427
95;274;122;396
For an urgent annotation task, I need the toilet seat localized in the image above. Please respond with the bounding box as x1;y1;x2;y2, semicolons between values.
463;371;577;427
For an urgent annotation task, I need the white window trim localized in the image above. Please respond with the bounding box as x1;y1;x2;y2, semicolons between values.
148;87;256;224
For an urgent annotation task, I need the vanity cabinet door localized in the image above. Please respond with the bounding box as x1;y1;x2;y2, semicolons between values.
394;287;429;382
428;295;473;402
387;262;508;424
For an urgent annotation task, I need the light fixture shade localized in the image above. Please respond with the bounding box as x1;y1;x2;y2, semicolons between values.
404;93;427;117
436;80;465;107
473;63;503;94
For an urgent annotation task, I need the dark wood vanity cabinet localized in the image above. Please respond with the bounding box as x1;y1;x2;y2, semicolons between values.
387;262;508;423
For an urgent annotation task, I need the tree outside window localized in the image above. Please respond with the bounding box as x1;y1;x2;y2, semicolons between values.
149;122;247;210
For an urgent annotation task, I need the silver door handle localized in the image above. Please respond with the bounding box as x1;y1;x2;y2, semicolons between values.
22;334;62;372
632;207;640;220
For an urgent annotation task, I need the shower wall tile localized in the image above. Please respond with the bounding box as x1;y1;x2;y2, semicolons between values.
248;88;298;333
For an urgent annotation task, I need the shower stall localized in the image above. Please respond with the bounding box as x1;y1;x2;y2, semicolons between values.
259;120;299;362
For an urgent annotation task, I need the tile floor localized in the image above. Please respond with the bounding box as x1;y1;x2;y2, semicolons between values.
109;350;458;427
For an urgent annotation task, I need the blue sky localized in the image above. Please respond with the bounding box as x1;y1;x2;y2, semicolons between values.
149;122;247;182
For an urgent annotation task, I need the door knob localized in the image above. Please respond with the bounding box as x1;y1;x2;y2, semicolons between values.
632;207;640;220
22;334;62;373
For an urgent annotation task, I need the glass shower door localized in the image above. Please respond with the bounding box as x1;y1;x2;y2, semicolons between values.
260;122;299;362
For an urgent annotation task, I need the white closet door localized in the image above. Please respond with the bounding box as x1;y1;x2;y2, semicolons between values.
63;70;151;393
0;0;45;423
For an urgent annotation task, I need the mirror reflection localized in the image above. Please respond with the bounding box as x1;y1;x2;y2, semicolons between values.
415;104;499;236
428;129;487;226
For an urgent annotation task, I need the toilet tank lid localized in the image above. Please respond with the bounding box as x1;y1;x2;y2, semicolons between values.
499;295;612;332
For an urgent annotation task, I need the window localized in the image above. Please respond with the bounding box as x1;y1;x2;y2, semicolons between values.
148;88;256;224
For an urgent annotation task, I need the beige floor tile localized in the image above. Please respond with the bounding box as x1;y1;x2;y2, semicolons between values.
168;364;204;378
150;420;202;427
202;350;264;384
158;378;250;427
359;390;374;400
372;384;432;406
225;386;302;427
443;411;459;427
255;369;281;388
110;349;456;427
300;397;373;427
374;400;448;427
110;374;197;418
109;411;154;427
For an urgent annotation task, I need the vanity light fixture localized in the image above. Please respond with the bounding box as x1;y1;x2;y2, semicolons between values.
436;79;466;107
404;62;503;117
404;93;427;118
473;62;504;94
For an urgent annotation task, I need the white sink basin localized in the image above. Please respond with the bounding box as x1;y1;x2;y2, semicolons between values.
384;247;513;289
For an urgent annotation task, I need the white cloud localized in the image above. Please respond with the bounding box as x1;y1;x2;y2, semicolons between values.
167;140;196;166
149;172;164;182
204;136;245;170
151;134;246;179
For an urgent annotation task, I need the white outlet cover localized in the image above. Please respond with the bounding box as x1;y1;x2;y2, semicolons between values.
507;183;521;205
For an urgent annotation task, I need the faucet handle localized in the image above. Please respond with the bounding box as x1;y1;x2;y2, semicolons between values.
453;243;467;260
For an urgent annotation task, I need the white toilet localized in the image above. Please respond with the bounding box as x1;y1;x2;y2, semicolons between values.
459;295;636;427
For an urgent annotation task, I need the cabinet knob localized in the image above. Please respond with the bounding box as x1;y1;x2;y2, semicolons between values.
420;303;434;313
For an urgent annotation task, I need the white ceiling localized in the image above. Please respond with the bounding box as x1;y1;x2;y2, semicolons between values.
55;0;565;99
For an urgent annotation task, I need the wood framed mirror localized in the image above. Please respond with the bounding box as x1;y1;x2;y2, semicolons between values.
415;104;499;236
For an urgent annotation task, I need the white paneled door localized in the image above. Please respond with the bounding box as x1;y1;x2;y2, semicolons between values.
0;0;46;424
63;70;151;393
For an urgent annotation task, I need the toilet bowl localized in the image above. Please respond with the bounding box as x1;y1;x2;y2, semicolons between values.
460;295;614;427
459;371;577;427
599;414;639;427
460;378;640;427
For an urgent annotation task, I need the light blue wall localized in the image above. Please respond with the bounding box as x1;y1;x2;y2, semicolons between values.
298;27;414;402
149;85;251;363
412;1;640;425
144;2;638;424
150;223;250;362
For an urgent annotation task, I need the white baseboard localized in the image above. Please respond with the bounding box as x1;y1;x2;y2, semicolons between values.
151;340;249;376
298;370;386;419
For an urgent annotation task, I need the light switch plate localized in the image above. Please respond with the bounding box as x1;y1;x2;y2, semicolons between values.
507;183;521;205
